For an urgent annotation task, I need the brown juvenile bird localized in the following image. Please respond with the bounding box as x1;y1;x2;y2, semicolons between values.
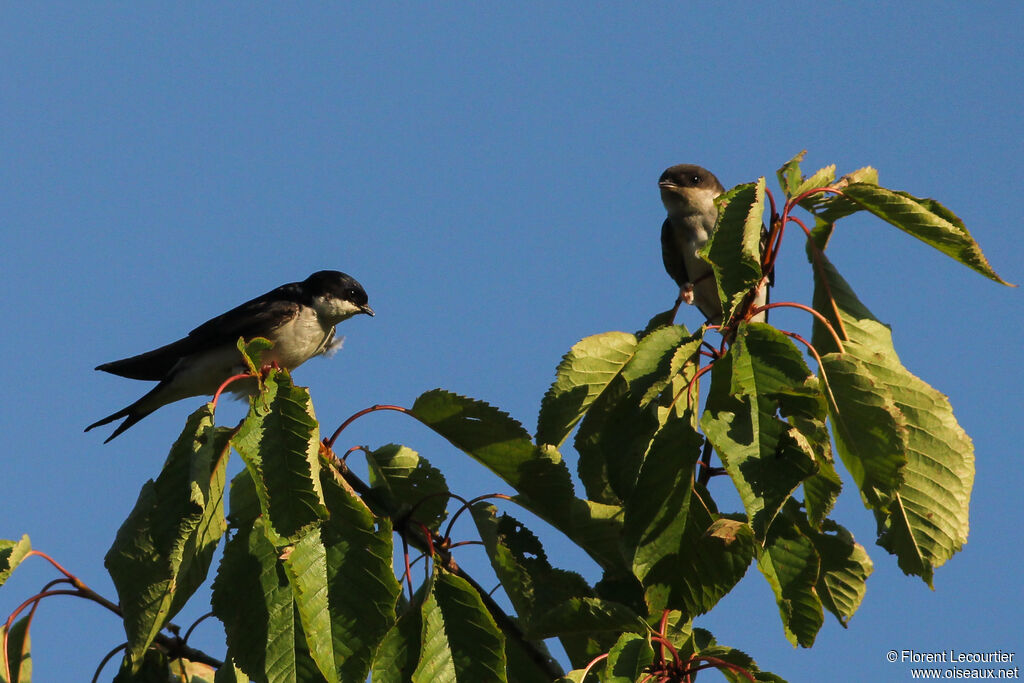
659;164;768;323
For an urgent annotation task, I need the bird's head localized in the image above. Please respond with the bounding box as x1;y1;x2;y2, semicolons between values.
304;270;375;323
658;164;724;218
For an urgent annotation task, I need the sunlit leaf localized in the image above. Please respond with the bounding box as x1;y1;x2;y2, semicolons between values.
537;332;638;447
231;370;327;540
413;571;507;683
104;405;231;669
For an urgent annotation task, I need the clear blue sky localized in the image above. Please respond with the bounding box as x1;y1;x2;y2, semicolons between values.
2;4;1021;681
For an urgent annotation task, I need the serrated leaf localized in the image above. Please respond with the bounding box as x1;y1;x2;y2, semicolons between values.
112;648;171;682
104;405;231;669
702;350;817;540
231;370;327;540
811;253;972;585
366;444;449;532
704;179;766;320
283;528;339;683
537;332;638;447
318;467;401;681
803;457;843;529
372;605;423;683
623;418;702;589
807;520;873;626
574;327;703;502
410;389;575;524
413;571;507;683
0;536;31;588
470;504;590;670
603;632;654;683
214;655;248;683
805;166;879;225
0;616;31;683
212;516;300;683
841;183;1012;285
638;485;755;618
529;597;647;639
565;499;626;572
756;515;824;648
793;165;837;204
776;150;806;197
685;643;788;683
820;353;907;508
471;505;591;627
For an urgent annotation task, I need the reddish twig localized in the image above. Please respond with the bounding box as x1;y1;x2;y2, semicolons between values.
91;643;129;683
748;302;845;355
211;373;253;408
341;445;371;462
324;404;412;448
681;654;757;682
441;493;513;543
579;652;610;681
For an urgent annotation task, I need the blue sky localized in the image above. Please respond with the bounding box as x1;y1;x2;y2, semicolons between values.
2;4;1021;681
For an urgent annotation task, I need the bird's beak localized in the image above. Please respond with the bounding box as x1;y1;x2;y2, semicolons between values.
360;304;375;317
659;180;680;192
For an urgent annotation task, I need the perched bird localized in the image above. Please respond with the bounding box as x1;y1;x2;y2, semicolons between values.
658;164;767;323
86;270;374;443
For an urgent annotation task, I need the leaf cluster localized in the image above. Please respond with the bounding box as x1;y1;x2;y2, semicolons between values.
1;153;1010;682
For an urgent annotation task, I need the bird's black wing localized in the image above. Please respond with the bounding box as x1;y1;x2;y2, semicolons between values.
96;283;304;381
660;218;690;288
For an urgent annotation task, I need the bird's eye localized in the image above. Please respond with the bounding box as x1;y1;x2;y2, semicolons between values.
690;175;702;185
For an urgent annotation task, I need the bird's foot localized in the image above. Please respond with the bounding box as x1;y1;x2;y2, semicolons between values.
679;283;695;305
258;361;282;377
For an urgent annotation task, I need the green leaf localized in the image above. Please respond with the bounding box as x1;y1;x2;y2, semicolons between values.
704;178;766;320
793;165;837;204
819;353;907;508
805;166;879;225
104;405;231;669
318;467;402;681
410;389;576;525
0;536;31;588
237;336;275;376
471;505;591;627
603;632;654;683
211;517;302;683
231;370;328;540
637;485;755;618
802;457;843;529
529;597;647;639
213;655;248;683
776;150;805;197
0;617;31;683
807;520;873;626
413;571;507;683
366;444;449;532
565;499;627;572
372;605;423;683
756;514;824;647
702;350;817;540
112;648;171;682
470;504;591;669
811;253;972;584
574;326;703;502
282;528;339;683
623;418;702;592
841;183;1013;285
537;331;639;447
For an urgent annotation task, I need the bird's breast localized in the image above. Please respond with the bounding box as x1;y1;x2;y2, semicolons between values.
263;307;334;369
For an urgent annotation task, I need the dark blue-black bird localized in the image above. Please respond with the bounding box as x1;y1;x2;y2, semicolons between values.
86;270;373;442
